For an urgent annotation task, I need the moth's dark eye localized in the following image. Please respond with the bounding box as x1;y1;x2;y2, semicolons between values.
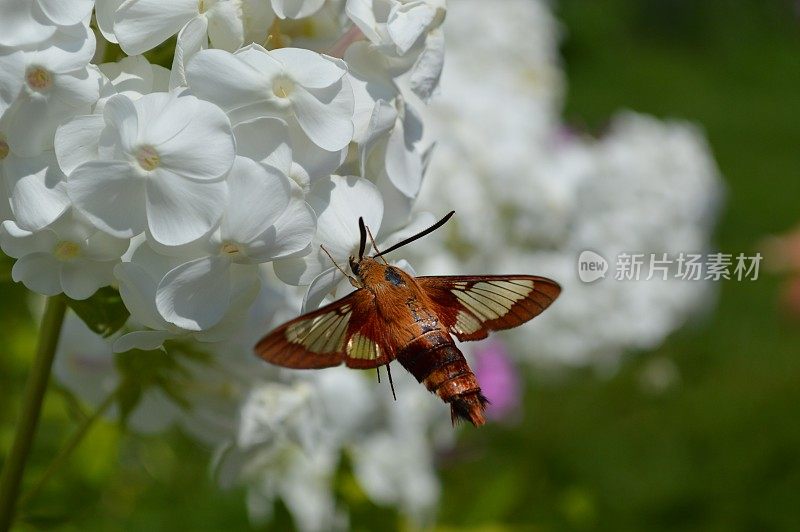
349;257;359;275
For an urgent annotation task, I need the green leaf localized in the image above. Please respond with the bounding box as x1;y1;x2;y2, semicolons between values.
66;286;130;338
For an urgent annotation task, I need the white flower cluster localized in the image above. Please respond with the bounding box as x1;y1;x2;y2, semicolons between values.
0;0;445;350
2;0;449;528
415;0;724;368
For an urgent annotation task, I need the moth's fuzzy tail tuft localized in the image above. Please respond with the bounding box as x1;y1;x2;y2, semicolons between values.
449;392;490;427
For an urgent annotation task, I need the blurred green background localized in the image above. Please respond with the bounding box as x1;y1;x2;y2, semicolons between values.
2;0;800;530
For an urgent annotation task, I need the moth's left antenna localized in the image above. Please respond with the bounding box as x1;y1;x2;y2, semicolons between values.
357;217;367;259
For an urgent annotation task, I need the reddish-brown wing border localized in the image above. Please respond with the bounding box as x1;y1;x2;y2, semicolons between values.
254;288;393;370
417;275;561;342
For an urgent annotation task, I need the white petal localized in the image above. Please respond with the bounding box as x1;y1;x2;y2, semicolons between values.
55;114;106;175
4;96;69;157
409;28;444;101
133;92;188;146
155;97;235;181
60;260;114;300
103;94;140;153
185;48;273;115
233;117;292;173
31;24;97;74
272;0;325;19
51;69;102;108
221;157;291;245
291;82;354;152
4;152;70;231
272;250;327;286
302;267;344;312
113;261;168;330
309;175;383;258
113;330;177;353
374;170;413;235
345;0;381;43
96;0;126;43
206;1;245;51
193;263;260;341
83;230;130;261
114;0;199;55
145;171;227;246
100;55;170;97
0;52;25;114
68;161;146;238
271;48;346;89
386;2;435;54
0;220;56;258
169;15;209;89
156;256;232;331
12;253;63;295
246;197;315;262
384;114;423;198
356;97;397;147
0;0;55;47
286;121;347;181
37;0;95;26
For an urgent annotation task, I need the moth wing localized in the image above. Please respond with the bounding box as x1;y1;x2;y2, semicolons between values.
255;289;392;370
417;275;561;342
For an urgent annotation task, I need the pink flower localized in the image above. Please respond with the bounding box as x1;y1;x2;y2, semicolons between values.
472;339;522;422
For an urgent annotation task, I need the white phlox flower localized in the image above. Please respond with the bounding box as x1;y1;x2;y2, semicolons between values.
113;0;245;56
345;0;446;100
0;23;100;157
215;381;347;531
113;236;262;352
0;210;129;300
216;372;374;531
98;55;171;102
186;45;355;153
0;123;70;231
233;115;338;199
0;0;95;47
414;0;723;368
150;156;314;332
61;90;236;246
218;361;447;529
359;95;425;201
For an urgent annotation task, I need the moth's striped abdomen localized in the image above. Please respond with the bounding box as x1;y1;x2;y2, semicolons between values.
396;330;488;426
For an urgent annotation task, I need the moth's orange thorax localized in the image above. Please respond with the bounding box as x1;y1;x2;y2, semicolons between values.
354;257;415;292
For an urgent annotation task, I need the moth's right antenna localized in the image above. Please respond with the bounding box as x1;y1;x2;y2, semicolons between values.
358;217;367;260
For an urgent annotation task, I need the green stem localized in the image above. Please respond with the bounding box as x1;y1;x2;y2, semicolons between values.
0;296;67;532
19;391;116;510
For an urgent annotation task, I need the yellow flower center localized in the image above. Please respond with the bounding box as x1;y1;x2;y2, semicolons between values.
272;76;295;99
221;242;241;256
54;241;81;261
135;145;161;171
198;0;207;13
0;138;9;161
25;66;53;92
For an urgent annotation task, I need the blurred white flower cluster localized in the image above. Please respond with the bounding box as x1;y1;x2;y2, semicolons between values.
0;0;725;528
415;0;724;369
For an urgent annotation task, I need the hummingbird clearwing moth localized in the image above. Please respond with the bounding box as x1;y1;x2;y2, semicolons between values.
255;211;561;427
